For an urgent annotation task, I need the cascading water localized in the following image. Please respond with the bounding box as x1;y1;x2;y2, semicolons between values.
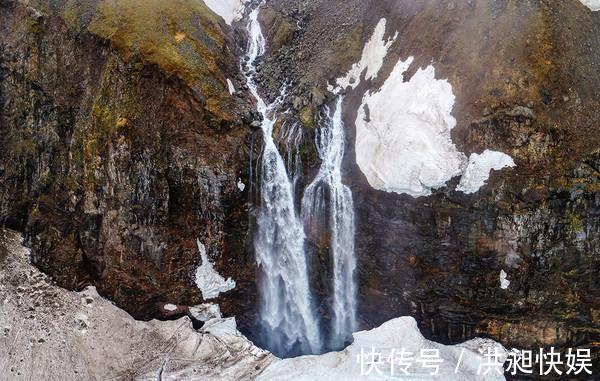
244;7;322;357
301;97;357;349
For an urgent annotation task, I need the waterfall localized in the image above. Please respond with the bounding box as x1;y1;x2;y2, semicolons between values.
301;97;357;348
244;8;322;357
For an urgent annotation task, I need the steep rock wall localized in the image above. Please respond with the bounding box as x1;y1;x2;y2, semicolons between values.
256;0;600;351
0;0;257;319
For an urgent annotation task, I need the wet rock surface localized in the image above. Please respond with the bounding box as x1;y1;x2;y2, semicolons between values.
253;0;600;354
0;0;258;320
0;229;275;380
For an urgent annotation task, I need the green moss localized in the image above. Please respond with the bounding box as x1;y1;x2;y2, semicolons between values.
299;106;315;128
566;210;583;232
261;8;295;51
85;0;232;120
325;25;364;80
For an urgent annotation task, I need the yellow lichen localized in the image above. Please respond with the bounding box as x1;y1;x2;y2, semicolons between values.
116;117;128;128
174;31;186;43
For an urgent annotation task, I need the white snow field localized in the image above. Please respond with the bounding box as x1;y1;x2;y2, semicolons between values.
203;0;249;25
340;18;515;197
194;239;236;299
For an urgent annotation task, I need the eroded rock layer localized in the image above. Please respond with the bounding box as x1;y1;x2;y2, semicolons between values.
0;0;257;320
254;0;600;352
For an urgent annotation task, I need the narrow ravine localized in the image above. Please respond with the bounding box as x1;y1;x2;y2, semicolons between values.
244;7;322;357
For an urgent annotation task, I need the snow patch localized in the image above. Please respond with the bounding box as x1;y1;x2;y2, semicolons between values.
334;19;517;197
194;239;236;299
457;150;515;194
355;57;467;197
189;303;222;322
579;0;600;11
237;178;246;192
203;0;248;25
163;303;177;312
227;78;236;95
335;19;397;93
500;270;510;290
259;316;507;380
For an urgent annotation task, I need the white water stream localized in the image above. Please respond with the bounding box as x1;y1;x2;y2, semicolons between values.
245;8;322;357
301;97;357;348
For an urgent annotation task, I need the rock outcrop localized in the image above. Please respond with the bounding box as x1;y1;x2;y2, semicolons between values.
0;229;275;380
254;0;600;354
0;0;257;320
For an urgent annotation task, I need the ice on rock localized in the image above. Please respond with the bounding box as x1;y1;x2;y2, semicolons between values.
335;19;397;93
203;0;249;25
500;269;510;290
163;303;178;312
457;150;515;194
237;178;246;192
355;58;467;197
227;78;236;95
194;239;236;299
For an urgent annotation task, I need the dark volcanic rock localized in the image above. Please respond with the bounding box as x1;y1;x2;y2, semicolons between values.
256;0;600;353
0;0;257;320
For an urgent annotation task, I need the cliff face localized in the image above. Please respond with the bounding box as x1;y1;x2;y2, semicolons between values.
1;0;599;358
256;0;600;350
0;0;256;319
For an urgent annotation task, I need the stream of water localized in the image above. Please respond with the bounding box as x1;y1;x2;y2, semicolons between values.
245;5;357;357
301;97;357;349
245;7;322;357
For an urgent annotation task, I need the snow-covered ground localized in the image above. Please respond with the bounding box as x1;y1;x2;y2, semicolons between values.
203;0;249;25
194;239;236;299
259;316;507;381
0;229;508;380
579;0;600;11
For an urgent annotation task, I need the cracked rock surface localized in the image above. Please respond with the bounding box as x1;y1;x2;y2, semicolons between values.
0;229;275;381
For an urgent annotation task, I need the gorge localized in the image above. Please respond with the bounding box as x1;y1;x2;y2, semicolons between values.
1;0;599;379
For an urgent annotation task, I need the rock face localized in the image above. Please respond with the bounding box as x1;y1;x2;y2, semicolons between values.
255;0;600;353
0;0;257;319
1;0;599;366
0;229;275;380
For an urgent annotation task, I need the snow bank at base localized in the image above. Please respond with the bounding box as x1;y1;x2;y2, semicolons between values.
579;0;600;11
457;150;515;194
194;239;236;299
259;316;507;381
0;229;274;381
332;19;397;93
355;58;467;197
203;0;248;25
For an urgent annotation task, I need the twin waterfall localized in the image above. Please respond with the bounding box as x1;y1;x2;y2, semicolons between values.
244;9;356;357
301;98;357;347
